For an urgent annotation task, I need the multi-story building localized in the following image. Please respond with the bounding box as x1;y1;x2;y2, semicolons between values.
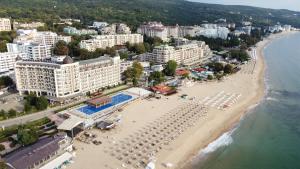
197;25;230;39
137;22;169;41
116;23;131;34
7;42;52;60
15;55;121;101
0;18;11;32
79;56;121;93
140;40;211;66
14;30;71;46
13;21;45;30
63;26;97;36
0;52;26;73
80;34;143;51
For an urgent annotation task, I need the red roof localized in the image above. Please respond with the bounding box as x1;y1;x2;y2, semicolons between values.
193;68;206;72
151;85;176;95
176;69;190;76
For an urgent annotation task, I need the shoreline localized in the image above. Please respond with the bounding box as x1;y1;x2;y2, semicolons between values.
171;31;297;169
67;31;297;169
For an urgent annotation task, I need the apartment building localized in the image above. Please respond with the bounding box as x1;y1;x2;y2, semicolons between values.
140;40;211;66
7;42;52;60
80;34;143;51
63;26;98;35
13;21;45;30
137;22;169;41
15;55;121;101
0;18;11;31
0;52;26;73
14;30;71;46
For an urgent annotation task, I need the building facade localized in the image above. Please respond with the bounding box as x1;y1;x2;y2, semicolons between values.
15;56;121;101
7;42;52;60
0;18;11;32
80;34;143;51
63;26;98;35
0;52;26;73
140;40;211;66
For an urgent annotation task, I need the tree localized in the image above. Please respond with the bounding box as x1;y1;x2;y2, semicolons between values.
0;76;14;88
0;144;5;151
149;71;165;86
24;102;32;112
0;160;6;169
0;40;7;52
35;96;48;110
17;128;38;146
163;60;177;76
230;50;250;62
123;61;144;85
224;64;234;74
207;75;213;80
214;63;224;72
134;43;146;54
53;40;69;55
8;109;17;118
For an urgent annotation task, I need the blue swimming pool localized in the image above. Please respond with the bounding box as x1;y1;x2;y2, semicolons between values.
77;93;133;115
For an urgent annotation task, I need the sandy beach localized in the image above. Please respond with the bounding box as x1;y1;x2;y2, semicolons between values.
67;31;295;169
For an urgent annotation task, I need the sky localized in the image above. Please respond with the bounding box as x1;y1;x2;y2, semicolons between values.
189;0;300;11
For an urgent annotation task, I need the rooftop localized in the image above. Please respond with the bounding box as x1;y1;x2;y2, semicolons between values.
5;133;67;169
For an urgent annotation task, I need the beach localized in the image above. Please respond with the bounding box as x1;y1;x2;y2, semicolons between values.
67;31;295;169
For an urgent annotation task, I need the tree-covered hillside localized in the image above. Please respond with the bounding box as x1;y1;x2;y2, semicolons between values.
0;0;300;27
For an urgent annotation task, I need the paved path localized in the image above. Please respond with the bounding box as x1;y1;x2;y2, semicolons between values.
0;97;89;128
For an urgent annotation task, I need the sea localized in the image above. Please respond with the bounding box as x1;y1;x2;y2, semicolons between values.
185;32;300;169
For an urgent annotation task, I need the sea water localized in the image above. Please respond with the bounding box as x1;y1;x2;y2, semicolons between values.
186;32;300;169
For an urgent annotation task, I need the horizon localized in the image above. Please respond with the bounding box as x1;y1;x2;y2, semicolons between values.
188;0;300;12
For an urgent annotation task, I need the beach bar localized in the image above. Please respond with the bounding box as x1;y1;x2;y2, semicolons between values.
86;96;112;108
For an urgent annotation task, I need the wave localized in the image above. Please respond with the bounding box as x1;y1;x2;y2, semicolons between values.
200;128;236;155
266;97;279;102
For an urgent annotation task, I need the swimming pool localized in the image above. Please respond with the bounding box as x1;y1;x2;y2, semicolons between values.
77;93;133;115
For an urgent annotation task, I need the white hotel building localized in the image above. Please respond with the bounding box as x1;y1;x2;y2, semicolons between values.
15;55;121;101
139;40;211;66
80;34;143;51
0;52;26;73
7;42;52;60
0;18;11;32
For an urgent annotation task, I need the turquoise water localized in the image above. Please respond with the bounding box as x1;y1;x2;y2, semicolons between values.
186;32;300;169
78;93;133;115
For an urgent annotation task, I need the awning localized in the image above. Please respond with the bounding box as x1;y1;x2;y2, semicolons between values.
39;152;73;169
57;116;83;131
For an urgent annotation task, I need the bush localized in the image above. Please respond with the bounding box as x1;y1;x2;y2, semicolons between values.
0;144;5;151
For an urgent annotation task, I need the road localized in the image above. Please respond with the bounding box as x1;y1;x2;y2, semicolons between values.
0;97;89;128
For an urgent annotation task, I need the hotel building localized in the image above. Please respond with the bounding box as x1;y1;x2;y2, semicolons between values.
80;34;143;51
0;18;11;32
139;40;211;66
0;52;26;73
7;42;52;60
15;55;121;101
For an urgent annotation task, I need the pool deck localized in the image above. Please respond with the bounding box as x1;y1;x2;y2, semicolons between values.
64;92;138;120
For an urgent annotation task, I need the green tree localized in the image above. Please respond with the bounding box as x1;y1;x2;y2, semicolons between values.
149;71;165;86
224;64;234;74
134;43;146;54
17;128;38;146
0;144;5;151
8;109;17;118
207;75;213;80
163;60;178;76
53;40;69;55
0;76;14;88
24;102;32;112
0;40;7;52
35;96;48;110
